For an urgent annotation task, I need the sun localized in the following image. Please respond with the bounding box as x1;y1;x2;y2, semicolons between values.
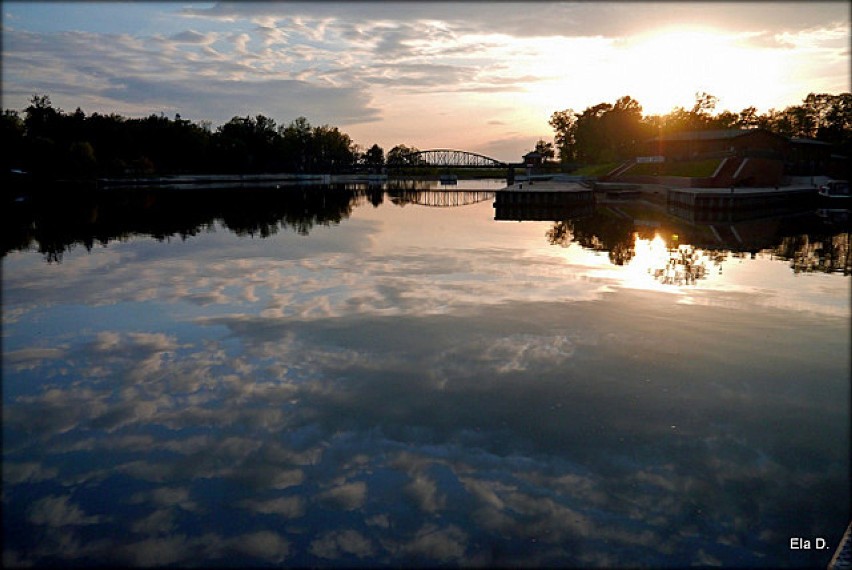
515;25;786;123
619;27;783;115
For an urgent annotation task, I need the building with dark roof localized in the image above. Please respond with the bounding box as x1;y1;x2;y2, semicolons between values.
787;137;833;176
643;129;789;161
522;151;544;166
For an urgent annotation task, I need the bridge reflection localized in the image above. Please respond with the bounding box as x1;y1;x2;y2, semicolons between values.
5;185;848;276
387;190;496;207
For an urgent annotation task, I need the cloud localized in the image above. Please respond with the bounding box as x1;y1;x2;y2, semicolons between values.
228;531;290;563
3;462;59;485
117;534;209;566
129;487;198;512
317;481;368;511
169;29;214;44
186;2;850;39
309;529;375;559
99;76;381;125
23;483;282;565
2;549;33;568
399;523;468;562
460;477;508;511
7;386;110;442
2;0;848;159
28;495;104;527
4;347;68;370
405;474;445;513
2;27;382;126
130;509;176;535
483;333;576;373
237;496;306;518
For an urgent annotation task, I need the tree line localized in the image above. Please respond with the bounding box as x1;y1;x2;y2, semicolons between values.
5;91;849;181
547;91;852;166
1;94;426;180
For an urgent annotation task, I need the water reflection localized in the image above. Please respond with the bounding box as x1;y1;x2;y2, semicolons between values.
3;291;848;566
621;235;712;286
387;190;495;208
4;186;850;278
1;186;361;262
543;209;849;277
772;233;851;275
2;183;850;567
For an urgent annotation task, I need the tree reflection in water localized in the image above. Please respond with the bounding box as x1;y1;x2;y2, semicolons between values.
4;187;850;279
635;235;718;286
774;233;851;275
546;214;850;282
1;185;361;262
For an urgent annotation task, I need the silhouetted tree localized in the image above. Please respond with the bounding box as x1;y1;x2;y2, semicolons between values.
24;94;60;139
548;108;577;163
387;144;421;166
68;141;97;177
533;139;555;162
280;116;312;172
608;95;645;158
363;143;385;173
213;114;280;172
568;96;647;163
309;124;356;173
738;106;759;129
1;110;25;172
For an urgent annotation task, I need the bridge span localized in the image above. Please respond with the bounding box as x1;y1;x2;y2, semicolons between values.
391;149;517;169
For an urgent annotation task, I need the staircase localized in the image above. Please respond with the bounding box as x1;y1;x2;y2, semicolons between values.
709;156;744;187
604;159;635;180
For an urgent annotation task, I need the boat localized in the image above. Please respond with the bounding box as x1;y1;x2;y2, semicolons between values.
818;180;849;204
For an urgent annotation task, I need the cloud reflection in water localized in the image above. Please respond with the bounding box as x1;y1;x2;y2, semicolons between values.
2;198;849;567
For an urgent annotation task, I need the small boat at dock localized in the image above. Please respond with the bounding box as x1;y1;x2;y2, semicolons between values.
818;180;849;205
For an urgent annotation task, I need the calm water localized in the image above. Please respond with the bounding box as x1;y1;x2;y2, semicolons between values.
3;180;850;567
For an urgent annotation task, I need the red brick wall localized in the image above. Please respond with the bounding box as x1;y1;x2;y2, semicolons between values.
732;157;784;187
645;130;789;160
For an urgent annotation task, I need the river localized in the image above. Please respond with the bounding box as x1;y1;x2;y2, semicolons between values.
2;179;849;567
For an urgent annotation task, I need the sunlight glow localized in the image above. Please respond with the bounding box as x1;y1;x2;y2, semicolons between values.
622;233;719;291
623;234;675;290
618;28;786;115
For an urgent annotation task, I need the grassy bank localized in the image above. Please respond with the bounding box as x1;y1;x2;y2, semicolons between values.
573;162;620;176
629;159;721;177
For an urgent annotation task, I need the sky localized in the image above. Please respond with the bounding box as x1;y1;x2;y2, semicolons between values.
1;1;850;162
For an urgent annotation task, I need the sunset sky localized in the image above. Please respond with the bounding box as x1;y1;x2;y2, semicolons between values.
2;2;849;161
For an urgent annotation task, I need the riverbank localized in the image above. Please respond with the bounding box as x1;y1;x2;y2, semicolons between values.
96;173;389;191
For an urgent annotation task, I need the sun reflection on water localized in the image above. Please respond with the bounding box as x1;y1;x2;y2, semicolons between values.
624;233;722;289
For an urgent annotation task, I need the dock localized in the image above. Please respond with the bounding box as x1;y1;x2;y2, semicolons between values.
495;181;594;220
666;186;819;223
667;186;817;210
493;178;830;224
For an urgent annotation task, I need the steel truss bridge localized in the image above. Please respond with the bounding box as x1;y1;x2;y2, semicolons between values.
394;149;509;168
388;190;496;208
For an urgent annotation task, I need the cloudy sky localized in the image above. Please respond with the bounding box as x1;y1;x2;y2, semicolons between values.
2;1;850;161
